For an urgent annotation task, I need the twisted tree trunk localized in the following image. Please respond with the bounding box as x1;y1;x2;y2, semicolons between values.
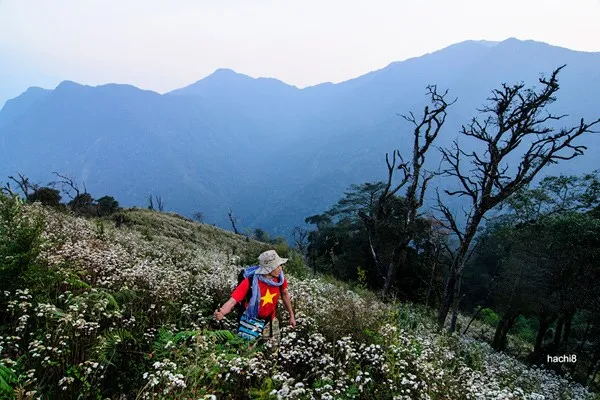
492;312;519;351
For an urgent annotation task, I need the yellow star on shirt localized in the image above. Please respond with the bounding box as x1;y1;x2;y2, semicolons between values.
261;288;277;306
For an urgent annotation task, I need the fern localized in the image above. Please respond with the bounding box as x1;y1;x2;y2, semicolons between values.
0;363;17;398
151;329;174;358
104;292;119;310
204;329;237;343
65;275;90;290
248;377;277;399
94;329;134;365
152;329;174;350
48;306;67;320
174;331;197;343
88;289;120;311
112;289;138;306
151;329;196;359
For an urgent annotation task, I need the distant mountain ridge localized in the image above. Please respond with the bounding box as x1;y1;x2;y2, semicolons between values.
1;38;599;237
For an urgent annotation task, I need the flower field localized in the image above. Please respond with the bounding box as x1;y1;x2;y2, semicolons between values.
0;196;597;399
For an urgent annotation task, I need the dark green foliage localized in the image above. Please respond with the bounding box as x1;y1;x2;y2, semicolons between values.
253;228;269;242
0;195;45;292
269;242;309;279
96;195;119;216
203;329;237;343
477;307;500;328
305;182;437;298
461;342;485;372
27;186;62;207
281;250;308;279
68;192;95;216
506;172;599;221
103;338;147;395
151;329;196;361
3;174;122;218
463;172;600;380
95;329;136;366
238;246;269;267
248;377;278;400
305;183;383;281
64;192;121;218
0;363;17;399
513;316;536;342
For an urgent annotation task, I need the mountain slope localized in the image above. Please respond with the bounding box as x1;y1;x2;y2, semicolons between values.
0;199;595;398
1;38;599;236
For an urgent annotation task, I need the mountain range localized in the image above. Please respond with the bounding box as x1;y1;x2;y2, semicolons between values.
1;38;599;237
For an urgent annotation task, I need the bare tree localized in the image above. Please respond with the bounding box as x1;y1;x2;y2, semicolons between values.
155;195;165;212
0;182;15;197
147;194;154;210
435;66;600;332
359;85;454;297
192;211;205;223
424;217;450;308
228;208;239;234
291;226;309;258
53;172;83;200
147;194;165;212
2;173;38;199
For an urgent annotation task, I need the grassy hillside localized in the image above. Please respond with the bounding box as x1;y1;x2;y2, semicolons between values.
0;196;596;399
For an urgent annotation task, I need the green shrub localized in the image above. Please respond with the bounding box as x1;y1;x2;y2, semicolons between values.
96;195;119;217
0;195;45;292
0;362;17;399
477;307;500;328
513;315;536;342
281;250;308;279
462;342;485;372
68;193;95;217
27;187;61;207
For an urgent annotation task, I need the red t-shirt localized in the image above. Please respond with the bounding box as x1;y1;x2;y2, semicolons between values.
231;276;288;320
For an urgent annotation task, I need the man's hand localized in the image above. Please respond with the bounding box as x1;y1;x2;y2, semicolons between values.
214;298;236;321
289;315;296;328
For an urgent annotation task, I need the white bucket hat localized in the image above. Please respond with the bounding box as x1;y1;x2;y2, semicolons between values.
256;250;288;274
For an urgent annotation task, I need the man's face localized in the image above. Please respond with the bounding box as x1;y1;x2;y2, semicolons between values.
269;265;283;277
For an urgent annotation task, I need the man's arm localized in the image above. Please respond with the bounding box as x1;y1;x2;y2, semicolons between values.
281;288;296;328
215;278;250;321
214;297;237;321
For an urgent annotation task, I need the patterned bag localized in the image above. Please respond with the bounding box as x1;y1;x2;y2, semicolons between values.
237;313;266;340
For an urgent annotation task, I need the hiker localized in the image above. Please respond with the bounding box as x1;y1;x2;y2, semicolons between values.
214;250;296;342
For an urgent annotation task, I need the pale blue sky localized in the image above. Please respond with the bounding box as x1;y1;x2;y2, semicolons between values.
1;0;599;104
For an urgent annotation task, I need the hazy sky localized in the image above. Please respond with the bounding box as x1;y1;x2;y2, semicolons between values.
1;0;599;97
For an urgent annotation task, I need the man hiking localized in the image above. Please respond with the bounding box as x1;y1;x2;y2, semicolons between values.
214;250;296;343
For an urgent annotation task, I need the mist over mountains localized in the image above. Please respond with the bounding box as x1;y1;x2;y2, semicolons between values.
1;38;599;237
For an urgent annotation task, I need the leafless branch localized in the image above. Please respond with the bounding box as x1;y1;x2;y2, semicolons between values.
433;190;464;242
371;85;455;296
53;172;81;200
292;226;309;256
435;65;600;331
4;173;37;199
154;195;165;212
228;208;240;235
